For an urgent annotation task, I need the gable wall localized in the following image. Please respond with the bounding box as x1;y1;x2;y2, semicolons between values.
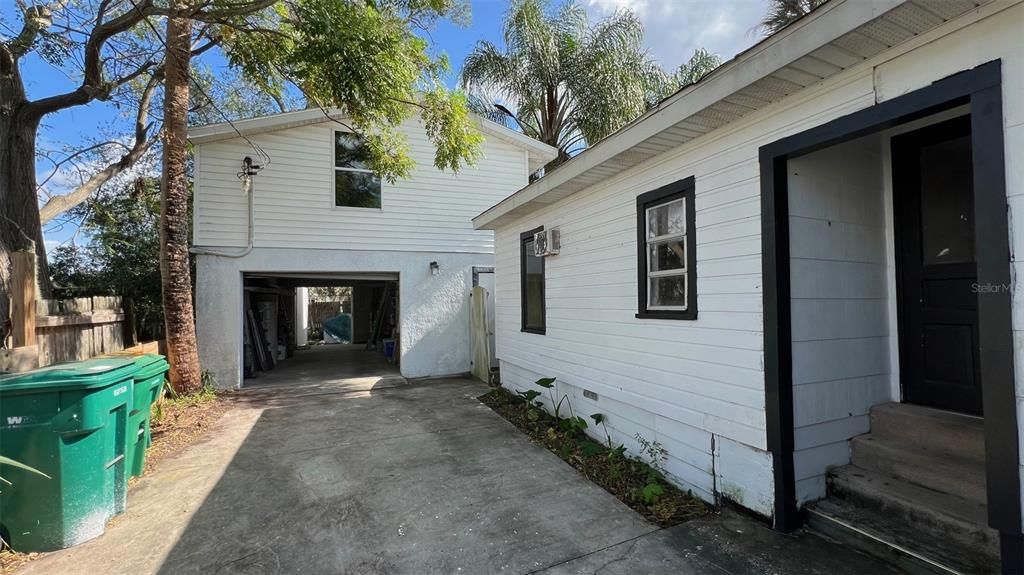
193;118;529;253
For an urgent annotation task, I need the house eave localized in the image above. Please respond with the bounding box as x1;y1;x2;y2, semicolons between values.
187;107;557;171
472;0;1001;231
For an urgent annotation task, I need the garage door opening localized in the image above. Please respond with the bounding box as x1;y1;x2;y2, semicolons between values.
241;272;401;389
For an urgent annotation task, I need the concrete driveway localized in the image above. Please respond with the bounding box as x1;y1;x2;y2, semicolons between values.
21;378;901;575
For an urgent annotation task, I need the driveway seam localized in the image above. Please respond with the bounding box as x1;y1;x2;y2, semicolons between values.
524;527;663;575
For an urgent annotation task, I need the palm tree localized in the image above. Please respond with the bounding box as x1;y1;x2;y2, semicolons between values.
758;0;828;35
160;0;203;394
674;48;722;88
460;0;669;171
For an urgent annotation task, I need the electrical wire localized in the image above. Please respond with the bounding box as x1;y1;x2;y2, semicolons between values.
126;0;273;169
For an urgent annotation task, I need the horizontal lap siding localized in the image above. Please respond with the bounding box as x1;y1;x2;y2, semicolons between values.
788;137;892;504
193;119;527;252
494;67;878;510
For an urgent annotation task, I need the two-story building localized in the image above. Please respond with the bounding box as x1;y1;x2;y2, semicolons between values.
189;109;556;388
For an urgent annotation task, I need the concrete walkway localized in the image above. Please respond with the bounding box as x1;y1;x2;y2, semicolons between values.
20;378;903;575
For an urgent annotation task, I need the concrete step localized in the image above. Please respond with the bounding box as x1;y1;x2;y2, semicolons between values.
870;402;984;463
807;496;999;575
827;465;998;568
850;434;986;504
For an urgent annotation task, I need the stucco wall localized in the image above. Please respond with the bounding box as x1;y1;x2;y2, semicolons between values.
196;248;494;388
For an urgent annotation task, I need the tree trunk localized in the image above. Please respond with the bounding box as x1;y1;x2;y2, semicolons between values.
160;2;202;394
1;62;51;339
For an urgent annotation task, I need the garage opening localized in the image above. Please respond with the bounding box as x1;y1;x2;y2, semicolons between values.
241;272;401;389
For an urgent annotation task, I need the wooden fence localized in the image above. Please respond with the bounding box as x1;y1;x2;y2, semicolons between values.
35;296;128;367
307;299;349;338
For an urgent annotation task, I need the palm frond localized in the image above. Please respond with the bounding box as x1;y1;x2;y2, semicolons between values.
758;0;828;35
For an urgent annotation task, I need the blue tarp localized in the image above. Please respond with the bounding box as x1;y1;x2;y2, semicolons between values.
323;313;352;344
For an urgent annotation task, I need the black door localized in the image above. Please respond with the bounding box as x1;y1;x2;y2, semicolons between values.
893;115;982;416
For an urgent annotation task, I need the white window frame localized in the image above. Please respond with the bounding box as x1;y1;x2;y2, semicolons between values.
645;198;688;311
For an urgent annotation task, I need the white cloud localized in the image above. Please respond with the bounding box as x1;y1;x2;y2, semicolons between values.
584;0;771;71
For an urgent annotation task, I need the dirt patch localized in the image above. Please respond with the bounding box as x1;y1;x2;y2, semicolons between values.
480;387;708;527
141;390;233;476
0;390;232;573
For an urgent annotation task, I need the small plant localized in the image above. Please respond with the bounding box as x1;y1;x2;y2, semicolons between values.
591;413;613;448
478;386;708;526
634;433;669;504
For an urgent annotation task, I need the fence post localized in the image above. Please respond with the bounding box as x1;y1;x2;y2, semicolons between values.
11;251;37;347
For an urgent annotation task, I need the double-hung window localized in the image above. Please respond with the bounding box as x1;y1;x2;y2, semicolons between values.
636;177;697;320
334;131;381;209
521;226;546;334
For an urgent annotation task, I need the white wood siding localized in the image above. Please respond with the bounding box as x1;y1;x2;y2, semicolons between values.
788;135;893;503
494;69;878;515
492;3;1024;516
193;118;528;253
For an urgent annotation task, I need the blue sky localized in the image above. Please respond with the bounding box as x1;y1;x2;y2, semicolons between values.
12;0;769;250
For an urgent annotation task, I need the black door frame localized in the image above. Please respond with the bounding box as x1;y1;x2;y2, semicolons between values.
759;60;1021;569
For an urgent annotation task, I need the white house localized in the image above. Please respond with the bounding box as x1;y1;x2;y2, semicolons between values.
474;1;1024;572
189;108;556;388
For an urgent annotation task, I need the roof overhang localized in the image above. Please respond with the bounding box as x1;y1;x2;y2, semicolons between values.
473;0;998;230
188;107;558;174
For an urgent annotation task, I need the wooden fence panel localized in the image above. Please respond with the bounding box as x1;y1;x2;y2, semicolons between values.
307;300;348;337
32;296;127;367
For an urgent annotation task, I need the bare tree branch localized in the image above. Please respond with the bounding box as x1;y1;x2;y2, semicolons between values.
38;69;163;223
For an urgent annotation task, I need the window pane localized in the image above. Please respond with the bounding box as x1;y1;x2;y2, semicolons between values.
919;134;974;264
335;132;372;170
524;239;544;330
649;275;687;308
647;198;684;239
335;170;381;208
649;239;686;273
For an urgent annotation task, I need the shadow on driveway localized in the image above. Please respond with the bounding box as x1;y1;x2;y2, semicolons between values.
21;378;905;575
155;379;657;573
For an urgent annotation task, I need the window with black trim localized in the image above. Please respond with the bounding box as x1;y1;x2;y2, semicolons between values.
636;177;697;320
334;131;382;208
521;226;546;333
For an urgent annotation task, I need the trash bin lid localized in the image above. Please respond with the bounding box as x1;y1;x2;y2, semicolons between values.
0;357;137;393
131;354;169;381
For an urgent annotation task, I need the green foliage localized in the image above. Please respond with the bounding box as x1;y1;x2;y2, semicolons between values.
634;432;668;503
673;48;722;88
534;377;556;388
640;482;664;504
460;0;672;167
482;386;706;524
758;0;827;35
517;389;542;403
222;0;482;180
49;178;169;341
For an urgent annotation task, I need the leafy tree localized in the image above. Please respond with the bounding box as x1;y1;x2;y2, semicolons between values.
460;0;668;170
50;178;168;342
673;48;722;88
758;0;827;35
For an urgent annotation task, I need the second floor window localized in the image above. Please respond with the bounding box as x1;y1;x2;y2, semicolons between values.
335;131;381;209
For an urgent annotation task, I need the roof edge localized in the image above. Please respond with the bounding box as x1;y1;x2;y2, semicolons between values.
187;107;558;170
472;0;907;230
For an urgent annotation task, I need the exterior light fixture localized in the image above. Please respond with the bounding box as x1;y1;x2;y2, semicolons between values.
430;261;440;275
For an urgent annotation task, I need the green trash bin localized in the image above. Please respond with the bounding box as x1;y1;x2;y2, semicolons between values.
125;354;169;478
0;358;135;552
